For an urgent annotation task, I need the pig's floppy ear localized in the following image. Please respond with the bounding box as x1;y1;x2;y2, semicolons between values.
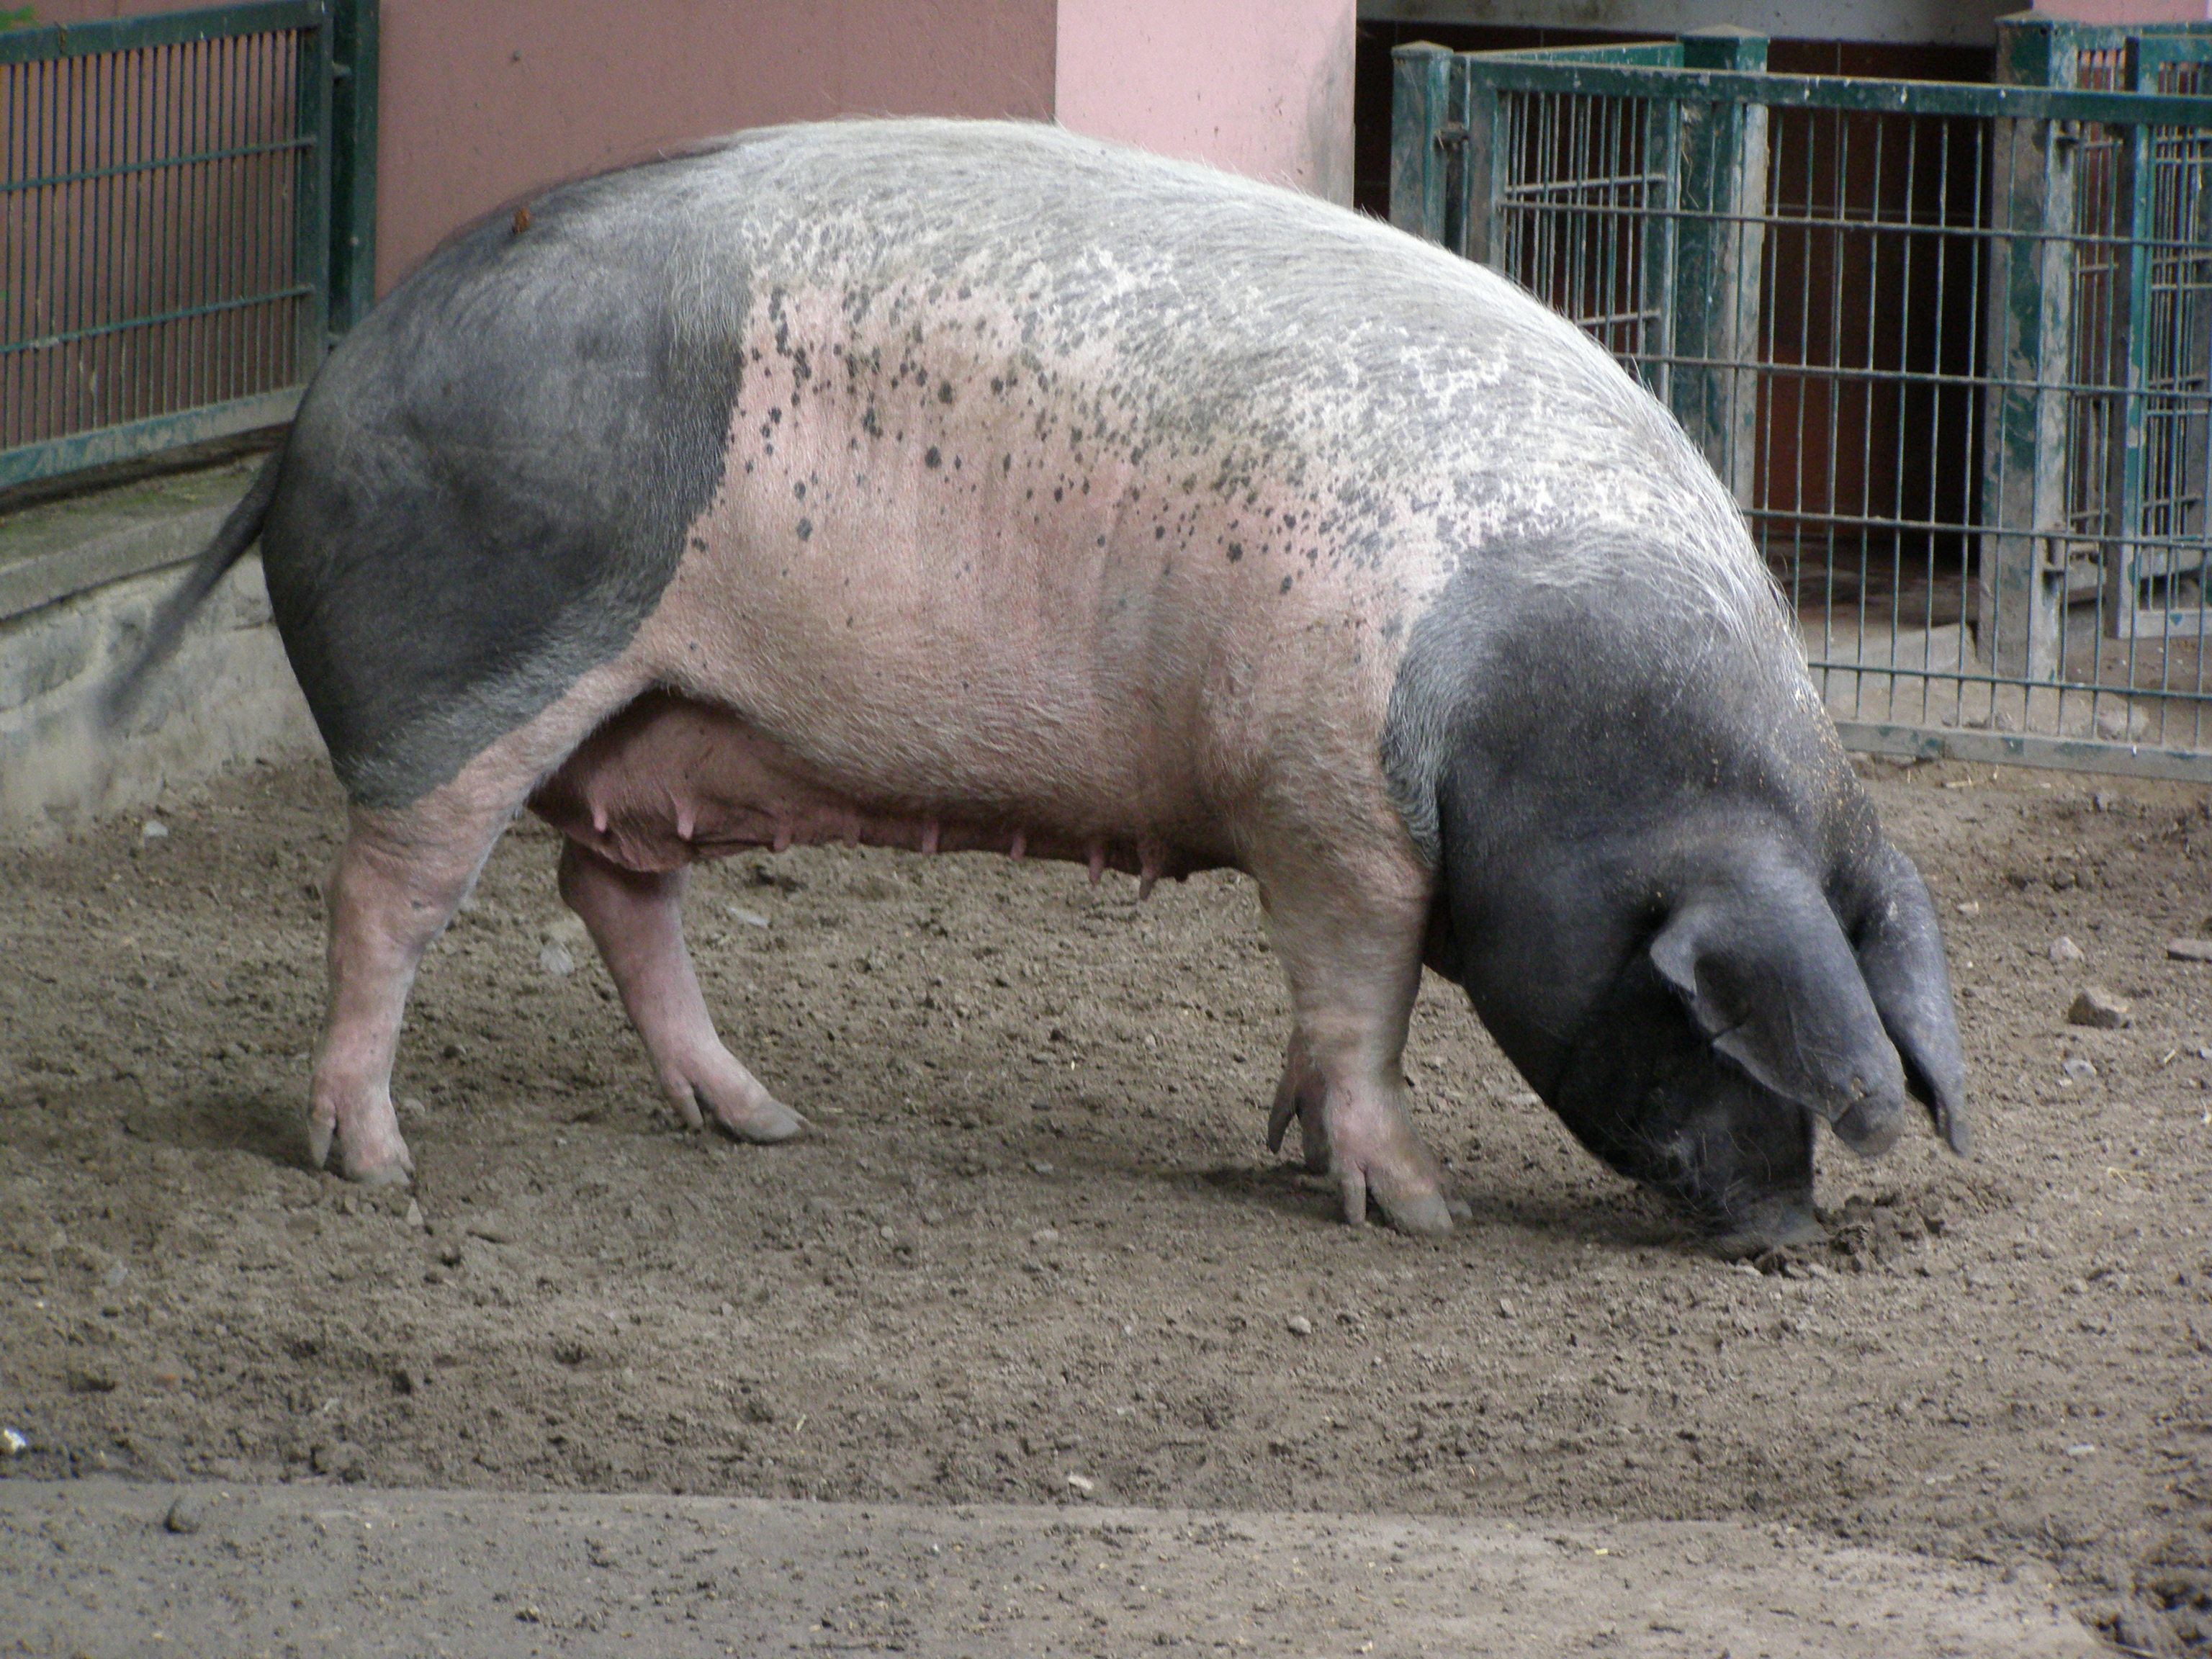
1848;841;1972;1156
1648;861;1909;1156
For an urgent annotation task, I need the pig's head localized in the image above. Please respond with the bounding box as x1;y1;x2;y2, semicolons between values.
1466;828;1972;1255
1390;555;1970;1256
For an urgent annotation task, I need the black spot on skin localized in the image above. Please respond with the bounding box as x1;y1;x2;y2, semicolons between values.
1002;455;1012;473
1280;575;1293;594
793;480;806;500
1227;542;1244;562
990;377;1004;394
796;518;813;541
1154;526;1166;540
691;536;708;552
1053;486;1063;502
938;382;955;405
925;446;942;469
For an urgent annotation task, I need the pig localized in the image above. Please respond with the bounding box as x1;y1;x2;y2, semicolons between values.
111;118;1968;1252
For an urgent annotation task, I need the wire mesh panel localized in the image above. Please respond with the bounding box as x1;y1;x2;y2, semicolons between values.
0;0;375;491
1391;26;2212;780
1492;88;1669;379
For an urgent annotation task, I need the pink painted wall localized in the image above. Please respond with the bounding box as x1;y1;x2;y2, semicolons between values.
1054;0;1356;204
369;0;1057;291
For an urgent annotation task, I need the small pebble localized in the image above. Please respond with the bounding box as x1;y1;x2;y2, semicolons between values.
1496;1297;1516;1319
1030;1226;1060;1246
2066;986;2131;1029
1955;900;1980;917
2167;938;2212;963
2062;1056;2099;1082
140;819;168;841
1030;1161;1054;1176
1285;1313;1313;1336
405;1199;425;1229
2066;1442;2098;1457
536;939;576;977
163;1493;203;1534
2049;936;2085;963
723;903;770;928
1;1427;26;1455
1065;1473;1095;1494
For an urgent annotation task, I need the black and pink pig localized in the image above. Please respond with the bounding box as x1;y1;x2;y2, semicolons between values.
114;120;1968;1254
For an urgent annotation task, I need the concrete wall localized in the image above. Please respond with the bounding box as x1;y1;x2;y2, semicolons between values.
0;462;320;840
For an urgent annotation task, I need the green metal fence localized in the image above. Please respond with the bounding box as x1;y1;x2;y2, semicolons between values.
1393;19;2212;783
1;0;377;491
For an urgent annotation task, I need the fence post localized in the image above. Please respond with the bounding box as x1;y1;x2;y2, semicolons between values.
292;0;336;374
1390;43;1458;249
1981;14;2078;680
1670;27;1768;505
328;0;379;333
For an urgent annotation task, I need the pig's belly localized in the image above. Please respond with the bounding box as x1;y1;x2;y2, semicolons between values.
528;689;1228;884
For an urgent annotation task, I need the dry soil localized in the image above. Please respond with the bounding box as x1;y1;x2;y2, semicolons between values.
1;753;2209;1653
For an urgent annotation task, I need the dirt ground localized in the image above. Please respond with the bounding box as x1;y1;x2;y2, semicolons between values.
2;752;2209;1653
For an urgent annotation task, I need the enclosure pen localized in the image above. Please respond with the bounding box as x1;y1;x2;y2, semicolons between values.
1393;19;2212;783
0;0;376;493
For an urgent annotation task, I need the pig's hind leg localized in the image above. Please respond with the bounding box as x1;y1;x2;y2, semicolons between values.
557;840;806;1143
312;791;521;1183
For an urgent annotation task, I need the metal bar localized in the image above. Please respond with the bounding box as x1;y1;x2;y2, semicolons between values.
4;132;312;196
1449;57;2212;129
326;0;377;330
0;387;300;490
1669;27;1768;500
0;4;317;66
1833;719;2212;781
292;0;333;369
1389;42;1456;246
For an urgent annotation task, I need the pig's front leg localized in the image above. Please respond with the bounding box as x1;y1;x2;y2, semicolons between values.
1267;1028;1329;1174
1258;860;1460;1237
556;840;806;1143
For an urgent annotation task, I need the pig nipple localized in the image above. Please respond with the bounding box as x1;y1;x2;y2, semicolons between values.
1008;829;1026;860
922;819;942;855
590;802;609;836
676;805;696;842
1087;842;1106;886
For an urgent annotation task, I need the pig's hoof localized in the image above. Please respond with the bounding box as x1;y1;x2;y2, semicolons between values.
310;1113;415;1186
706;1093;809;1145
1340;1166;1457;1238
660;1058;810;1144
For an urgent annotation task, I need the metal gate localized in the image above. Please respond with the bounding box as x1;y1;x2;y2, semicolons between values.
1392;18;2212;781
1;0;377;491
